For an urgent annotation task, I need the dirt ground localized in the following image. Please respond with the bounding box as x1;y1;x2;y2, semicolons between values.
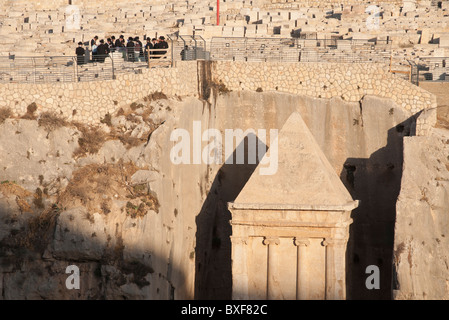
419;82;449;129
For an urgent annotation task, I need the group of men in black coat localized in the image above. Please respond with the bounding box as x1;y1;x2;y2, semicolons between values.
144;36;169;61
76;35;169;64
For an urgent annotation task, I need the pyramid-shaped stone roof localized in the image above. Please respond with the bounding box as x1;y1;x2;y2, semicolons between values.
230;112;358;211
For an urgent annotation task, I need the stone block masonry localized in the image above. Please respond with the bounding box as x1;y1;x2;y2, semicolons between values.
0;61;198;124
212;61;437;116
0;61;437;129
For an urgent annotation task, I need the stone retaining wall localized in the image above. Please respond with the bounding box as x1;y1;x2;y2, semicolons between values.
0;61;198;124
212;61;437;115
0;61;437;129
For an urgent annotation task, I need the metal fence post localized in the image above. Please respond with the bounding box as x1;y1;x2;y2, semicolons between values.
192;36;197;60
110;55;115;80
170;38;174;66
32;57;36;84
74;57;78;82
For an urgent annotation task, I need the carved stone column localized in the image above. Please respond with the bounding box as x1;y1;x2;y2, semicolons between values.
323;238;348;300
294;238;310;300
231;236;249;300
263;237;280;300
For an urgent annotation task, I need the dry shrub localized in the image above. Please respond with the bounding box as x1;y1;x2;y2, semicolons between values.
130;102;144;111
38;111;68;132
0;205;59;256
73;124;107;157
58;163;128;211
33;188;45;209
58;162;156;219
0;180;31;198
28;103;38;114
211;81;231;95
16;197;33;213
0;181;34;213
21;103;38;120
119;260;153;288
125;113;141;124
0;107;12;124
141;105;154;122
100;113;113;127
143;91;167;102
117;134;146;149
116;108;125;116
125;193;159;219
126;182;160;218
116;94;165;124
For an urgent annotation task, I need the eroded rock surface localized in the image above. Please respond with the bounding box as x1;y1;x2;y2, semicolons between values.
394;129;449;300
0;95;198;299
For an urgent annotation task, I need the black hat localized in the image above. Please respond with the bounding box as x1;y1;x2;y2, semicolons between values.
159;36;165;40
78;41;83;45
100;39;104;43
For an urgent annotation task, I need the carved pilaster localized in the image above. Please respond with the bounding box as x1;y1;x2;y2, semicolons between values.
263;237;280;300
294;238;310;300
230;236;249;300
323;238;348;300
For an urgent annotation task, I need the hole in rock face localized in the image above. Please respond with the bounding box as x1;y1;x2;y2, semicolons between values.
344;163;356;188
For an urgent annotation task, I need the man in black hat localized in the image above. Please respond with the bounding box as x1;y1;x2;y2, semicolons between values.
96;39;110;62
90;35;98;48
158;36;168;56
144;37;153;62
134;36;144;60
126;37;135;61
108;37;115;51
152;37;161;59
115;35;124;48
91;36;98;62
76;42;85;65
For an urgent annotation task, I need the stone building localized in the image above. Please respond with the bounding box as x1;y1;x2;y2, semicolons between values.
228;112;359;300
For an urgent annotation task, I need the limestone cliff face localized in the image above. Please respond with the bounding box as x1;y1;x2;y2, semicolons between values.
0;90;428;299
0;96;203;299
394;129;449;300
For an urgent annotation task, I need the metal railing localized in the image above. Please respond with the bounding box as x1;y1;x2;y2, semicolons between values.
76;55;115;82
171;34;208;61
109;47;149;72
147;48;173;68
0;44;174;83
95;41;174;72
8;37;448;85
416;57;449;82
209;37;392;64
0;55;114;83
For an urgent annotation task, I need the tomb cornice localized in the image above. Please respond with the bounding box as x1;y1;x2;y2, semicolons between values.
228;200;359;212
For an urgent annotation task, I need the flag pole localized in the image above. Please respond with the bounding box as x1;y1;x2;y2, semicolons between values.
217;0;220;25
